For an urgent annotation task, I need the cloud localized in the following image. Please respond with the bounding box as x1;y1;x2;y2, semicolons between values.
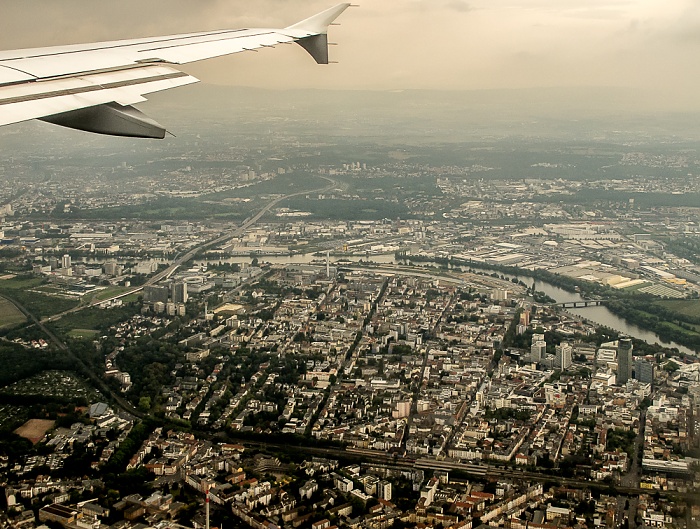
2;0;700;109
446;1;473;13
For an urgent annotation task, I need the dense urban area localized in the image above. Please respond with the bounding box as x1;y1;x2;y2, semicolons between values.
0;120;699;529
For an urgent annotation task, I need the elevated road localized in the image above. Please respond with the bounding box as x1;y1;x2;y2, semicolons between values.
42;176;338;323
8;175;339;417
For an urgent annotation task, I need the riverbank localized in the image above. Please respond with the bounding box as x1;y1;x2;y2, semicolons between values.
408;254;699;355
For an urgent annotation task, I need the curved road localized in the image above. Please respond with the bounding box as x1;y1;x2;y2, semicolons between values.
7;175;339;417
43;176;339;323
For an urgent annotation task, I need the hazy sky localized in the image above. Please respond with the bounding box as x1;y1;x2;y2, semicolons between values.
3;0;700;98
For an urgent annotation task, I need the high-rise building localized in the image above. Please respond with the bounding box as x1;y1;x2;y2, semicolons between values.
555;343;572;370
172;281;188;304
617;338;633;385
491;289;509;301
393;401;411;419
520;309;531;327
634;358;654;384
531;341;546;362
62;254;71;269
143;285;169;304
378;480;392;501
104;261;121;277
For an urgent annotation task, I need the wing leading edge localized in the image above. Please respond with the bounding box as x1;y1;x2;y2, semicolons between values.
0;3;351;138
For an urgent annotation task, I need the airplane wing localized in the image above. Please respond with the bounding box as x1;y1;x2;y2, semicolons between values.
0;3;351;138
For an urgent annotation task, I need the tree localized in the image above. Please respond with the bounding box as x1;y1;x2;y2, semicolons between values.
138;396;152;411
664;361;679;373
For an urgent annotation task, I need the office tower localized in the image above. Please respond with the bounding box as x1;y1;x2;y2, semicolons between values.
104;260;120;276
62;254;71;269
634;358;654;384
531;341;546;362
555;343;572;370
143;285;169;304
617;338;633;384
172;281;188;304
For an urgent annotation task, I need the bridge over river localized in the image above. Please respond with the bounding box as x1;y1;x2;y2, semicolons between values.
554;299;605;308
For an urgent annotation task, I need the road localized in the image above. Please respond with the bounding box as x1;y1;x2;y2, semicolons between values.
617;405;647;528
403;290;457;450
42;176;339;323
7;176;339;419
2;293;144;419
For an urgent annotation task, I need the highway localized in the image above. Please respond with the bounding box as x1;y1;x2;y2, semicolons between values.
6;176;340;418
42;176;339;323
7;179;694;505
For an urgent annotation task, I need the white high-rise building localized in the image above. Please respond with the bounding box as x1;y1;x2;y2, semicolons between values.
531;341;546;362
378;480;392;501
62;254;71;269
491;288;509;301
555;343;572;370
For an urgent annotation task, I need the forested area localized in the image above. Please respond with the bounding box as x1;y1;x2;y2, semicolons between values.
0;342;77;387
605;299;700;352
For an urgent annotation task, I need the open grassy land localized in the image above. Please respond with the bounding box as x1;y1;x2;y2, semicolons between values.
0;276;79;319
0;296;26;328
48;304;139;338
0;277;44;290
67;329;101;339
90;286;131;302
656;299;700;318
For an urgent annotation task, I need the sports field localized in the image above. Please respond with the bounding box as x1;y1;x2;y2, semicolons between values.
14;419;55;444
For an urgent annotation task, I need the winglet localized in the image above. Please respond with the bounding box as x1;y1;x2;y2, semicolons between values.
286;3;352;64
286;3;352;34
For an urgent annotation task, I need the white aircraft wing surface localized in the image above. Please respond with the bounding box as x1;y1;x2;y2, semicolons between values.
0;3;351;138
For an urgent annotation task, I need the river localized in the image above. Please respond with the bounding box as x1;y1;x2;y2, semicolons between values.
507;274;697;355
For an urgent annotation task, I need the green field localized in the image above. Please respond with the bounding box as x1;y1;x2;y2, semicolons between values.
0;277;44;290
0;297;25;329
68;329;100;339
88;286;131;302
122;293;142;303
656;299;700;318
49;304;139;338
0;276;79;319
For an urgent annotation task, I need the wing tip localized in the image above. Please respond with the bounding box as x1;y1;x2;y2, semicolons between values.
286;3;352;34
